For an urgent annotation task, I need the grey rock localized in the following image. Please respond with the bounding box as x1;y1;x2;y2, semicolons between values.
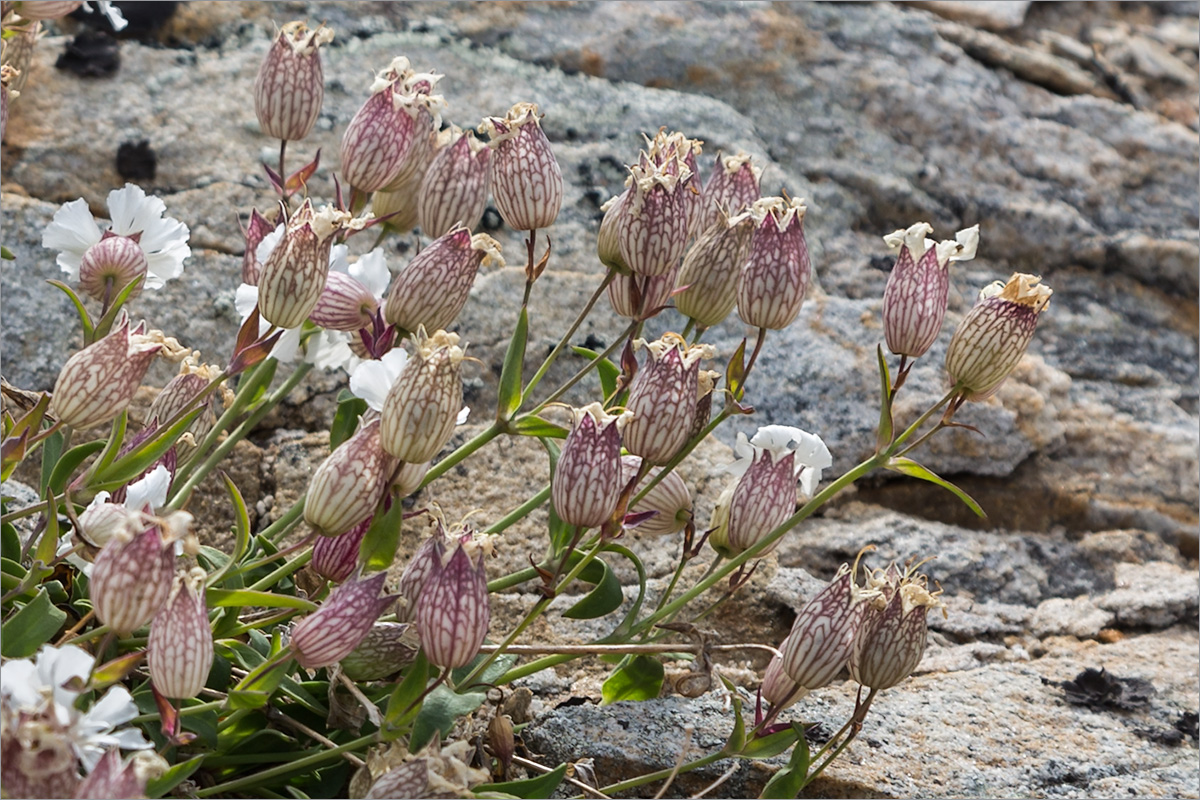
1097;561;1200;629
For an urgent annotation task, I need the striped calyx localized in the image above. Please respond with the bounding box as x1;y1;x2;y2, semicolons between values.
148;567;213;699
849;561;943;690
617;152;693;277
416;535;491;669
380;329;465;463
945;272;1052;401
291;571;395;669
257;200;351;329
480;102;563;231
383;225;503;334
737;195;811;331
339;622;419;681
253;21;333;142
304;418;396;537
311;518;370;583
78;234;148;302
780;558;879;691
552;404;627;529
619;455;693;537
418;126;492;239
703;152;761;231
760;635;806;711
881;222;980;358
643;129;705;240
622;334;715;465
674;210;755;328
90;526;176;636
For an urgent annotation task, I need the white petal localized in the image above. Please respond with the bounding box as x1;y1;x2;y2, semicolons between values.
270;327;302;363
85;491;113;511
798;466;823;498
351;249;392;299
456;406;470;425
76;743;106;775
328;244;351;274
125;464;171;512
86;1;128;30
106;184;164;237
0;659;41;708
305;330;354;372
235;283;261;320
43;199;102;277
256;224;285;264
107;727;154;750
46;645;93;712
350;349;407;412
750;424;805;455
87;685;138;729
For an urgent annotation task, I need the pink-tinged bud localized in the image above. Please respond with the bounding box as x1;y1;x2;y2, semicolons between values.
147;567;213;699
597;190;630;274
479;102;563;231
380;330;465;463
760;636;806;711
253;21;333;142
257;200;352;329
737;196;811;331
709;425;831;558
396;528;446;623
391;460;430;499
383;226;503;334
75;748;148;800
674;211;755;328
310;271;379;331
241;209;277;285
380;106;438;194
704;152;761;230
371;184;421;236
340;621;419;681
849;560;943;691
618;153;693;277
552;404;627;529
417;538;491;669
78;234;149;302
364;761;428;800
90;526;175;636
291;571;395;669
619;455;692;537
340;58;446;194
418;127;492;239
881;222;980;358
304;418;397;537
607;269;677;320
9;1;82;20
50;316;183;430
623;334;715;465
780;560;878;691
149;358;225;445
644;129;705;240
311;517;368;582
945;272;1053;401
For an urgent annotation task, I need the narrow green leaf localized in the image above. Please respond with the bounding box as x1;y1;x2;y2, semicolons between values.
594;543;646;641
38;430;64;494
95;408;203;487
360;491;406;573
758;724;810;799
1;588;67;657
384;651;432;734
511;416;569;439
726;337;748;402
208;589;317;612
329;394;368;451
88;651;145;690
739;727;802;760
720;675;747;754
0;246;14;260
33;487;60;567
569;346;620;400
1;521;20;562
562;558;623;620
477;763;568;799
46;279;95;343
227;689;272;710
46;440;105;496
875;345;894;452
146;754;206;799
451;652;517;689
887;457;986;518
91;274;145;341
87;410;128;483
496;307;528;421
600;655;663;704
207;472;251;585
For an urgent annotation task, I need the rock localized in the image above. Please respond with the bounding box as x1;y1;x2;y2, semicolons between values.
905;1;1033;31
1097;562;1200;629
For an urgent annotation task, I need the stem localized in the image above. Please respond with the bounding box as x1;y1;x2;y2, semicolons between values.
801;687;879;789
520;269;617;407
224;531;317;582
418;420;505;488
483;484;551;537
247;549;313;592
259;495;308;543
889;384;960;452
598;751;727;796
193;733;377;797
743;326;768;381
531;319;639;414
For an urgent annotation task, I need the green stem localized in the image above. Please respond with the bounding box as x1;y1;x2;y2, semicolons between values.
418;421;504;489
487;565;540;593
192;733;377;797
247;549;313;592
598;751;727;796
173;360;269;488
632;405;734;506
260;496;308;544
680;317;696;341
129;699;224;726
483;484;551;537
800;687;878;789
889;384;960;452
530;319;639;415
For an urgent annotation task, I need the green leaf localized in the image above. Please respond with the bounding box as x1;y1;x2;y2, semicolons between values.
600;655;663;704
38;430;64;494
1;520;21;562
46;279;95;343
1;245;14;260
94;408;203;487
497;306;528;421
410;682;487;753
360;490;406;573
329;393;368;451
593;543;646;641
33;487;60;567
477;763;568;799
720;675;747;754
740;727;803;760
384;651;433;735
208;589;317;612
206;473;251;585
726;337;748;402
875;345;893;452
569;346;619;401
562;558;623;620
451;652;517;690
510;416;568;439
1;588;67;657
887;457;986;518
47;440;106;496
91;274;145;341
758;725;810;799
146;754;206;799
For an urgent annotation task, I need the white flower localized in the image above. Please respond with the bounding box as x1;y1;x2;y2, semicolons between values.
83;0;128;30
349;347;469;423
728;424;832;497
42;184;190;289
345;247;392;299
0;644;152;773
68;465;193;570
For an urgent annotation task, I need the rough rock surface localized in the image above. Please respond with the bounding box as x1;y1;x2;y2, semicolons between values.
1;2;1196;798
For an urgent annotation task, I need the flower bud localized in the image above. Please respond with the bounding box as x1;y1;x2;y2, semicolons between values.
76;233;148;302
310;270;380;332
391;460;430;499
760;636;806;711
552;404;627;529
253;21;333;142
945;273;1053;401
622;334;714;465
619;455;692;537
371;183;421;236
417;537;491;669
291;571;395;670
77;499;139;549
709;425;831;558
311;518;369;583
340;622;419;681
703;152;761;230
380;330;465;463
674;211;755;328
75;748;147;800
90;526;175;636
148;357;225;445
607;269;677;319
488;713;516;771
418;126;492;239
479;102;563;231
617;152;692;277
881;222;980;359
396;528;446;623
240;209;277;285
644;129;705;240
257;200;352;329
780;560;878;691
147;567;213;699
380;80;441;194
383;226;503;334
50;317;182;430
304;418;397;537
849;561;943;691
340;58;446;194
1;23;37;95
737;196;811;330
597;190;630;273
688;369;720;443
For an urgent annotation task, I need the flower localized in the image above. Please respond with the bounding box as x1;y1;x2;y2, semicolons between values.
703;151;761;231
479;101;563;231
253;21;333;142
312;518;369;583
644;129;705;240
291;571;396;670
147;567;214;700
90;524;177;636
76;463;184;552
622;334;715;465
396;527;446;623
304;418;397;537
945;272;1052;401
379;329;466;463
780;558;878;691
0;644;152;776
310;248;391;333
42;184;191;301
617;151;693;277
619;455;692;537
673;210;756;328
849;560;944;691
418;126;492;239
257;199;353;329
737;195;812;330
881;222;980;359
416;533;491;669
552;404;627;529
383;225;503;335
